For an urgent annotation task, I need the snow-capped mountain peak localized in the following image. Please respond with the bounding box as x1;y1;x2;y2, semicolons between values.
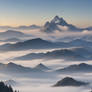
51;16;68;25
51;16;61;23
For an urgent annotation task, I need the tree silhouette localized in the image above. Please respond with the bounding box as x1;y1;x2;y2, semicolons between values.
0;82;18;92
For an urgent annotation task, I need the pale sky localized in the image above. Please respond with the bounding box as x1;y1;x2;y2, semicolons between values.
0;0;92;27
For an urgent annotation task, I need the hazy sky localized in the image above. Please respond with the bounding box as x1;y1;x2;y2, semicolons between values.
0;0;92;27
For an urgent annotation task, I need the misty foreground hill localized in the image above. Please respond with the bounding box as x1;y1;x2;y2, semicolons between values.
53;77;88;87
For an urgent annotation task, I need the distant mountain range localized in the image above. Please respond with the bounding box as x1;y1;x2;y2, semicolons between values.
0;38;61;52
41;16;92;33
56;63;92;73
0;25;41;30
68;39;92;46
0;62;33;73
0;16;92;43
0;30;30;40
0;16;92;33
13;46;92;61
53;77;88;87
57;35;92;42
1;62;92;78
0;62;51;74
15;25;41;30
56;39;92;47
0;38;22;42
0;38;92;52
0;62;54;78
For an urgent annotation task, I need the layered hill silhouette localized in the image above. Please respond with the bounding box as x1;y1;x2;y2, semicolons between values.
0;62;54;78
58;34;92;42
0;30;30;40
56;63;92;73
0;62;52;75
53;77;88;87
0;25;40;30
0;38;92;52
0;38;62;52
15;25;40;30
1;62;92;76
0;62;44;74
13;47;92;61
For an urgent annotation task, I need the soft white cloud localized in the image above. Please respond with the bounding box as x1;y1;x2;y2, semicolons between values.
2;28;92;42
57;25;69;31
21;28;92;42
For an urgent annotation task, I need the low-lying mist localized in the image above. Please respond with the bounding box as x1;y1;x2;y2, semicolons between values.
0;29;92;92
0;71;91;92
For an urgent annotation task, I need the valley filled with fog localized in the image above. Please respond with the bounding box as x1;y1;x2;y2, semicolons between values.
0;16;92;92
0;39;92;92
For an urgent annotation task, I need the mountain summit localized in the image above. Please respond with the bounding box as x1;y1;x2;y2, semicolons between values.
51;16;68;26
34;63;50;71
41;15;79;33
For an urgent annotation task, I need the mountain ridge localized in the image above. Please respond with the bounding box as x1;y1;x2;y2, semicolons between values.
56;63;92;73
41;16;92;33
